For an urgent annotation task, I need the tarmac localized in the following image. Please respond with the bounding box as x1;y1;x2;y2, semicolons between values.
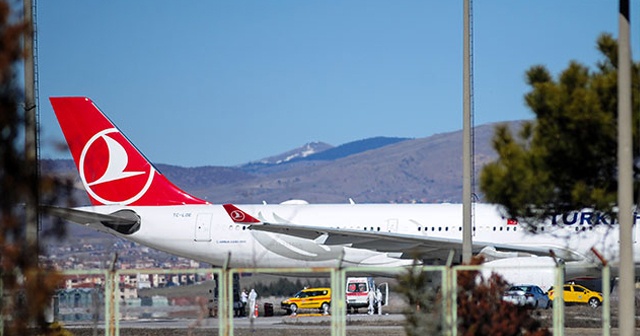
63;313;640;336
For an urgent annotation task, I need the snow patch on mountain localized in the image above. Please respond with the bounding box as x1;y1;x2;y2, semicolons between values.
256;141;334;165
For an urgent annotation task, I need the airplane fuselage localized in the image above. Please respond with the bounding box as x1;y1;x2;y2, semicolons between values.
49;97;640;277
80;203;640;269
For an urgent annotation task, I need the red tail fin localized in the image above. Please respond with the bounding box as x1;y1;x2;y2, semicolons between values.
50;97;209;206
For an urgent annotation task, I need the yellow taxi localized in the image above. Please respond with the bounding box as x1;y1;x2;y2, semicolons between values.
281;287;331;315
547;284;603;308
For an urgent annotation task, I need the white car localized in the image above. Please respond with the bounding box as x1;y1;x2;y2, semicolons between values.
503;284;550;309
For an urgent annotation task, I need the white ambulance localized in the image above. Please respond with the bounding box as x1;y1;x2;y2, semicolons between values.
346;277;385;313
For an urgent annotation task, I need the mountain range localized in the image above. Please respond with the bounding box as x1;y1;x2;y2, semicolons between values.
42;120;524;206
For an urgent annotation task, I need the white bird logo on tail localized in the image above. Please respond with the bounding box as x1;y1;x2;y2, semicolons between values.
79;128;155;205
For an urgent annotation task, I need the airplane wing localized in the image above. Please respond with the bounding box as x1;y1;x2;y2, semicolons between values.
249;222;584;262
249;222;471;260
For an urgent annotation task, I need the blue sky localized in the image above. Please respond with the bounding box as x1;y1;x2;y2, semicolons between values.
37;2;640;167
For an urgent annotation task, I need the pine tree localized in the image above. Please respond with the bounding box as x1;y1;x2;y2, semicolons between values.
480;33;640;225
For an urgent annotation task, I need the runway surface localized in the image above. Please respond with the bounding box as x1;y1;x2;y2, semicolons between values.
63;313;638;336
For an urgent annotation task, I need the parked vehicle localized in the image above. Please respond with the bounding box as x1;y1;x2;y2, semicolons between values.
547;284;603;308
346;277;373;313
345;277;389;314
502;284;550;309
281;287;331;315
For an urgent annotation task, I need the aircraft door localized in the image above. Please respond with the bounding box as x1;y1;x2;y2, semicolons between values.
195;213;212;242
386;219;398;232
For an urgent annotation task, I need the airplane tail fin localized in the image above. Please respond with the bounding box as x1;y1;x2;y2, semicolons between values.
49;97;209;206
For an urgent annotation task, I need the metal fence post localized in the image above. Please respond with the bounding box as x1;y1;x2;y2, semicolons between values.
106;266;117;336
219;254;233;336
552;262;565;336
450;266;458;336
440;265;451;336
330;267;346;336
602;264;611;336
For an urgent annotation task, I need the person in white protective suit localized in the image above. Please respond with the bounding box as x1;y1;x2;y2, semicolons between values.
367;289;376;315
248;289;258;318
375;288;383;315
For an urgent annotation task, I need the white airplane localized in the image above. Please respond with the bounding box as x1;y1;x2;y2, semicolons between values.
46;97;640;279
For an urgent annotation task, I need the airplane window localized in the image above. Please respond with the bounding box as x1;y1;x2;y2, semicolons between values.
377;227;380;231
445;227;448;231
418;227;421;231
438;227;442;231
458;227;462;231
499;227;503;231
432;227;435;231
228;225;233;230
493;227;496;231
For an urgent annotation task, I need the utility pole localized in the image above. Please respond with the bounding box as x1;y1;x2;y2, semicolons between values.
23;0;39;264
616;1;634;335
462;0;473;263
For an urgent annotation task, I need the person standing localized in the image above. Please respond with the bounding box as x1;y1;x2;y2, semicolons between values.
367;288;375;315
375;288;383;315
240;289;248;317
248;288;258;318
